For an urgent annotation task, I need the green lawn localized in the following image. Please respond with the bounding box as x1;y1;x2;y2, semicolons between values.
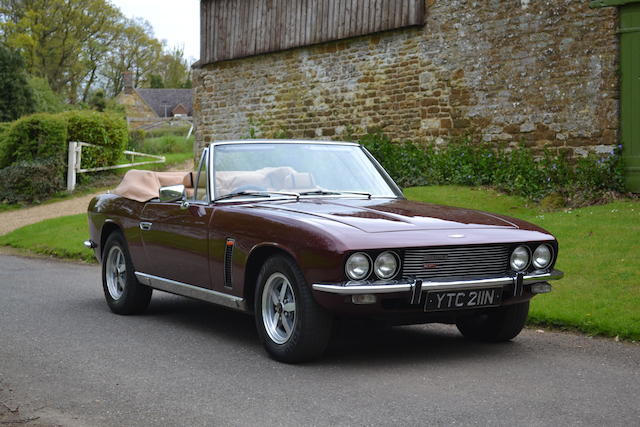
405;186;640;341
0;214;94;263
1;185;638;340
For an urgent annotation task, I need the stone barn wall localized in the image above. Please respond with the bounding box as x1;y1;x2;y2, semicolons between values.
194;0;619;156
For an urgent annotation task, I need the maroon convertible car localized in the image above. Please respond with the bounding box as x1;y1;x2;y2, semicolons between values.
86;140;563;362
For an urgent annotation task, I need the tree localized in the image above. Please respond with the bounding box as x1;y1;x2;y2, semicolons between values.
154;45;191;89
0;0;138;101
27;76;66;113
149;74;164;88
102;18;162;97
0;45;34;121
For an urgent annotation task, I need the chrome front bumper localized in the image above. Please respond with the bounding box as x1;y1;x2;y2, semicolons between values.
312;270;564;298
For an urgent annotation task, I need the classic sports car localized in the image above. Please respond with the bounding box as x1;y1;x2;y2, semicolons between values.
86;140;563;363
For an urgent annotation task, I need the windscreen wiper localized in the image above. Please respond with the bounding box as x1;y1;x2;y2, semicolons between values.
298;190;342;196
336;191;373;199
298;190;373;198
214;191;300;202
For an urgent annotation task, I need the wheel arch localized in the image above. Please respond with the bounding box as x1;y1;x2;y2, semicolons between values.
244;244;298;312
100;221;123;261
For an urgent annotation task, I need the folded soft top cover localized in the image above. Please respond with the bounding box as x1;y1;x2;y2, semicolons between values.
114;170;193;203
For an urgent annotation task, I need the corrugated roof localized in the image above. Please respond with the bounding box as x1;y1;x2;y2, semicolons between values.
135;89;193;117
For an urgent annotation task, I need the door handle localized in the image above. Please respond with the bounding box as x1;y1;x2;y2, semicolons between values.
140;222;152;231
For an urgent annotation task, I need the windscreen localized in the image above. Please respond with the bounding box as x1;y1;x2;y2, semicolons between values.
213;143;399;198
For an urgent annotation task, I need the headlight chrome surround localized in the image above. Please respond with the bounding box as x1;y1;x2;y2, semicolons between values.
532;244;553;270
373;251;400;280
345;252;372;280
510;245;531;272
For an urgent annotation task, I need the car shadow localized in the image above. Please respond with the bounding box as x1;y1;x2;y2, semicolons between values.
320;320;521;366
133;294;522;365
143;293;260;346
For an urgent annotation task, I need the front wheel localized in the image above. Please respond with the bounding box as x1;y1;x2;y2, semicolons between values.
456;301;530;342
102;231;152;315
255;255;332;363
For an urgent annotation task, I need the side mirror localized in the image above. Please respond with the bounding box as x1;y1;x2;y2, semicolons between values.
159;185;185;203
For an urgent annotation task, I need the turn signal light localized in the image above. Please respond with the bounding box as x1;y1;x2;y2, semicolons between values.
531;283;552;294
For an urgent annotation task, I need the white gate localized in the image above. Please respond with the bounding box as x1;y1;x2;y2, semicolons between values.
66;141;165;192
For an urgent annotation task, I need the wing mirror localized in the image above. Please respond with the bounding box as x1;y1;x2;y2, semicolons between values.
159;185;186;203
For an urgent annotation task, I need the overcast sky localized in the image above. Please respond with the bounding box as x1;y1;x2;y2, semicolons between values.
108;0;200;63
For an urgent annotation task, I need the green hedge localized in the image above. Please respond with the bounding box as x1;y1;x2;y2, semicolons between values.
64;111;128;170
0;111;128;171
0;159;64;204
359;131;625;204
0;111;128;203
0;113;68;170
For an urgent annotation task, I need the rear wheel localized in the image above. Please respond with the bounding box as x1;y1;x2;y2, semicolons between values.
255;255;332;363
456;301;529;342
102;231;152;315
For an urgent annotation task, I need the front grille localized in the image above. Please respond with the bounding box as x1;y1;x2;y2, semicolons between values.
403;245;510;280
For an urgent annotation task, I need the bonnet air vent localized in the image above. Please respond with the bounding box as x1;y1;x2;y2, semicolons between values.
224;239;235;288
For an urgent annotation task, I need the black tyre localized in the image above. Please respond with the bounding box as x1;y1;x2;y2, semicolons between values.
101;231;152;315
254;255;333;363
456;301;530;342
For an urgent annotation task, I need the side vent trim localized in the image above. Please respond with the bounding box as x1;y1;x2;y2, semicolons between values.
224;238;235;288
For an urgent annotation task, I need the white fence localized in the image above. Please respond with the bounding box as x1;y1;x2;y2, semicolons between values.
66;141;165;192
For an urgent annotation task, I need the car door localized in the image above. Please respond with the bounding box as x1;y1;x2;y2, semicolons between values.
139;149;214;289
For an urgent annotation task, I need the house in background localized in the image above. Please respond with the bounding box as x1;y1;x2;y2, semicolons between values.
117;71;193;129
193;0;640;192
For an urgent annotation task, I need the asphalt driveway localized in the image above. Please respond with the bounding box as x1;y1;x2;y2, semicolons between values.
0;254;638;426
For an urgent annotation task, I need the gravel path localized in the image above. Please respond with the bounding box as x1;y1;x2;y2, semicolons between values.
0;193;102;236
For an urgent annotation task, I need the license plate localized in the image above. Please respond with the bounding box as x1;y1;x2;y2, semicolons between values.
424;287;503;312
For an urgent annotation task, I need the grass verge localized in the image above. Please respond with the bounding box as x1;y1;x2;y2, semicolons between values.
0;214;95;263
405;186;640;341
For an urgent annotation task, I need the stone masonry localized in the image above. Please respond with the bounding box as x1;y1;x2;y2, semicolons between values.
194;0;619;157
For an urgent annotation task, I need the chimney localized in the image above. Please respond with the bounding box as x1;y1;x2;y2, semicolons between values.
124;71;134;94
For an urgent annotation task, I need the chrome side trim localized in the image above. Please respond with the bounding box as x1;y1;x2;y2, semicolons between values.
135;272;248;312
312;269;564;295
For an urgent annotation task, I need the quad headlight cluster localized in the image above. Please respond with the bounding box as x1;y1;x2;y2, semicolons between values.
510;244;553;272
345;251;399;281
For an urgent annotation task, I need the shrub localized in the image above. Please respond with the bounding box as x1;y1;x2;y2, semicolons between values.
0;113;68;172
0;159;64;204
0;111;128;182
128;129;147;148
64;111;128;170
358;131;625;205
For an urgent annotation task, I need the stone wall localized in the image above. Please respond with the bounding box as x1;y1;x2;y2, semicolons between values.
194;0;619;157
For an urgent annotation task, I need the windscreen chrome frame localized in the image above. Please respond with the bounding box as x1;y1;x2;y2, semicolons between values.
209;140;404;203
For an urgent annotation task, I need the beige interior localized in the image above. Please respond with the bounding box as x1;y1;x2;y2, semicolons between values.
215;167;316;196
114;167;316;203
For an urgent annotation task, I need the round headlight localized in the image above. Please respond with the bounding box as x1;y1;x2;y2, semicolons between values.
374;251;399;280
345;252;371;280
510;246;530;272
533;244;552;269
